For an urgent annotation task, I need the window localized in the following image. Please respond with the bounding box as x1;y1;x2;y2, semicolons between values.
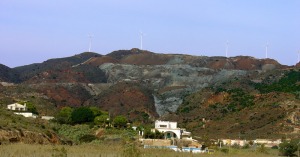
159;125;167;128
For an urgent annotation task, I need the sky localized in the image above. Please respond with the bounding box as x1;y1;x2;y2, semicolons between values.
0;0;299;68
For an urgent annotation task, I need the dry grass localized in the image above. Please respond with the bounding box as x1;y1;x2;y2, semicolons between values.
0;143;279;157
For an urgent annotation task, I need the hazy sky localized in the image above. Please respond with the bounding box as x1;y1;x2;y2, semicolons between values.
1;0;299;67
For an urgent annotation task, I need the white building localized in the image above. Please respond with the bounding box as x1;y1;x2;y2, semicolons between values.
255;139;282;147
14;112;37;118
221;139;247;146
7;103;27;111
41;116;55;120
154;120;191;139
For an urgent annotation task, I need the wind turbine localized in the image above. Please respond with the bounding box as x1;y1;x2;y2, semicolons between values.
140;31;145;50
265;42;269;59
88;34;93;52
298;50;300;63
225;40;229;57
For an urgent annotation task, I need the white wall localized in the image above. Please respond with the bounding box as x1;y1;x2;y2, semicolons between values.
14;112;37;118
155;120;177;129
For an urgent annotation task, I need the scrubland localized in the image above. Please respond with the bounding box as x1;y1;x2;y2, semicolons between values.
0;143;278;157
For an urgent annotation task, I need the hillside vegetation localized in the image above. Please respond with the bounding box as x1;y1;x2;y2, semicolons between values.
170;69;300;139
0;49;299;143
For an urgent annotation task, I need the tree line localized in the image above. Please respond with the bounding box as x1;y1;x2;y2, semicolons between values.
54;106;128;128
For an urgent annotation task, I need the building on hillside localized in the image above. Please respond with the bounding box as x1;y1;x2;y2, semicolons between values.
7;103;27;111
14;112;37;118
41;116;55;120
153;120;191;139
255;139;282;147
221;139;247;146
221;139;282;147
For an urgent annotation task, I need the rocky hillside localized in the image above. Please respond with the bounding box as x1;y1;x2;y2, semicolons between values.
84;82;158;122
0;64;19;82
0;108;62;144
0;48;299;140
165;69;300;139
13;52;104;83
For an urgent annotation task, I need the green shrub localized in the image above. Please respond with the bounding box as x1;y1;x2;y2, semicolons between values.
94;114;109;127
279;140;299;156
113;115;128;128
257;144;268;154
79;134;97;143
255;70;300;94
271;145;278;149
71;107;94;124
220;148;229;153
55;107;73;124
242;143;250;149
56;124;91;143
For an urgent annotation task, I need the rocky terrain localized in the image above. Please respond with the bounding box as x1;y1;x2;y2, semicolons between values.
0;48;299;140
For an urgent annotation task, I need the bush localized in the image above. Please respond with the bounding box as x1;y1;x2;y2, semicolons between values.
94;114;109;127
220;148;229;153
279;140;298;156
71;107;94;124
143;129;164;139
257;144;268;154
55;107;73;124
89;107;102;117
79;134;97;143
271;145;278;149
113;115;128;128
242;143;250;149
56;124;91;143
231;143;240;149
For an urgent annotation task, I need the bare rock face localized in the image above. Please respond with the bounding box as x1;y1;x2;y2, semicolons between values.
2;50;286;118
262;64;276;72
99;62;247;116
0;129;61;144
97;52;286;116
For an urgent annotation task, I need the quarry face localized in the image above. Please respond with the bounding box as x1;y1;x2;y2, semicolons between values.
99;63;247;116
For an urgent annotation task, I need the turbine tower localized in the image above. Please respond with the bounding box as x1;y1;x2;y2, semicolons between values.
298;50;300;63
140;31;145;50
88;34;93;52
225;40;229;57
265;42;269;59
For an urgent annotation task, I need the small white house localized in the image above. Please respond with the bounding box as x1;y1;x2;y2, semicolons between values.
14;112;37;118
255;139;282;147
154;120;191;139
7;103;27;111
41;116;55;120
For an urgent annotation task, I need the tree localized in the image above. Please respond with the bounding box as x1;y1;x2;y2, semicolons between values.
94;114;109;127
113;115;128;128
279;140;299;156
89;107;102;117
26;102;38;115
71;107;94;124
55;107;73;124
19;101;38;115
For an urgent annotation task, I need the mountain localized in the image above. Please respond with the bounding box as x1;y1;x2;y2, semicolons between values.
13;52;106;83
0;64;19;83
0;48;299;140
165;69;300;139
84;81;158;122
